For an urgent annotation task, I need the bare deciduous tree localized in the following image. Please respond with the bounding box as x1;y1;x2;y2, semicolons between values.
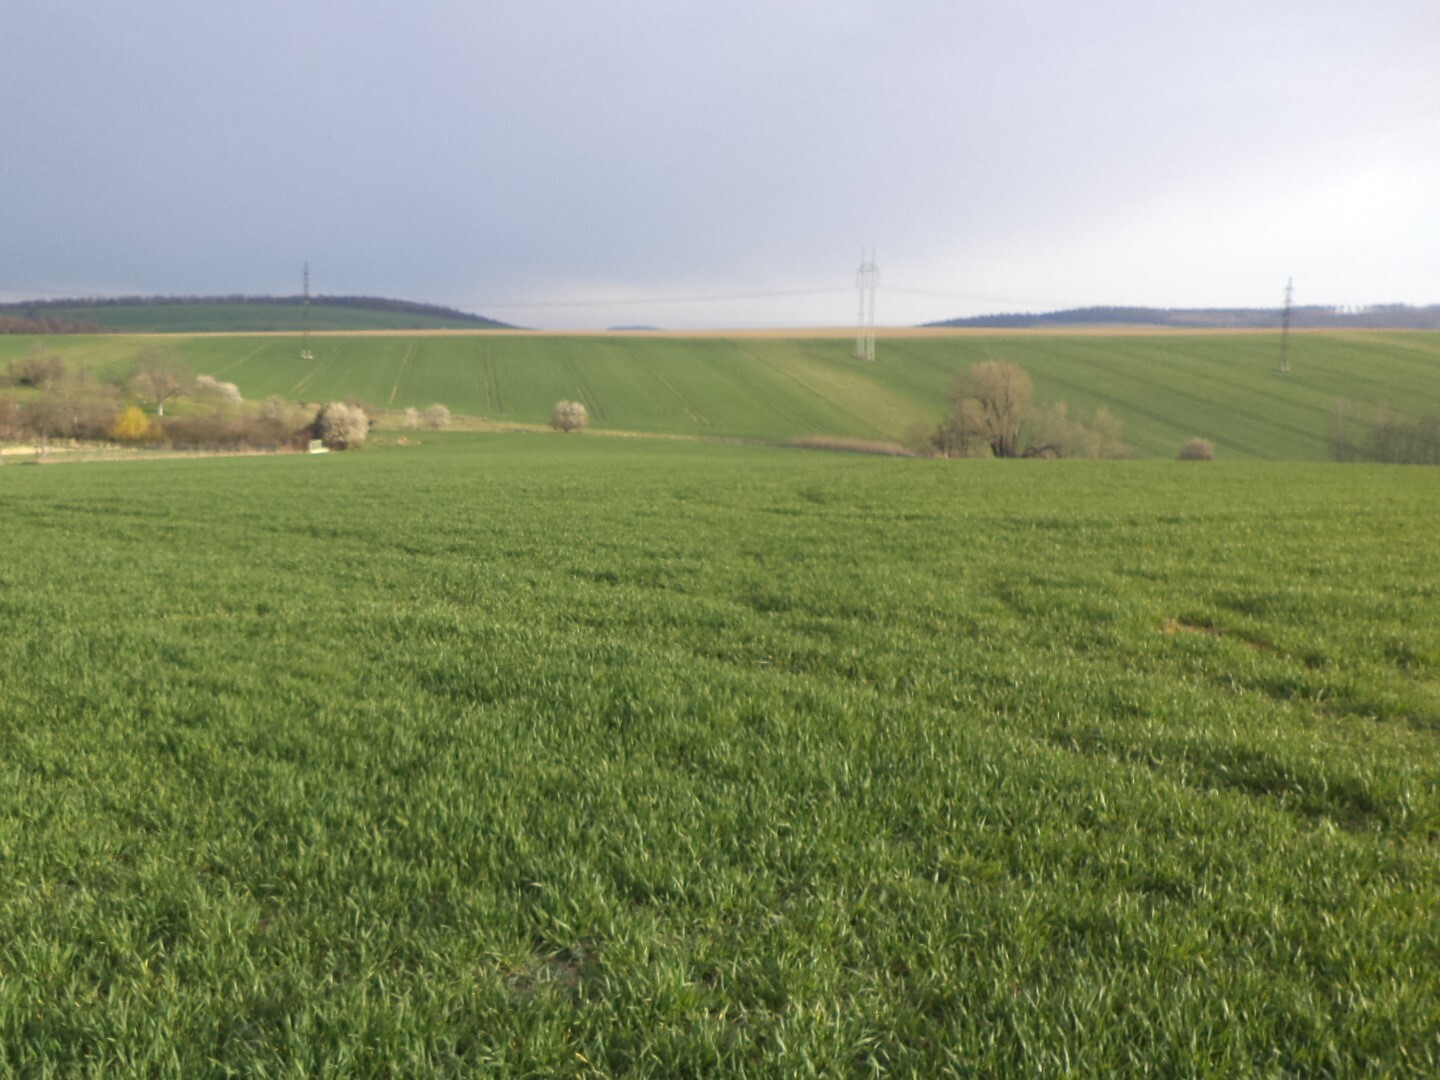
423;404;451;429
21;396;68;456
934;360;1125;459
1367;405;1440;464
956;360;1033;458
131;346;191;417
50;373;118;441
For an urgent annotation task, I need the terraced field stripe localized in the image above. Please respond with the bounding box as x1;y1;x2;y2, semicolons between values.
1029;337;1324;458
730;340;892;439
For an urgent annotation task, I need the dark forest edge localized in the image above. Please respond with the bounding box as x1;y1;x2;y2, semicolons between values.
0;295;512;333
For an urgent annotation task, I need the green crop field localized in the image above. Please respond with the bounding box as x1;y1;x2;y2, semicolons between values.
1;435;1437;1074
5;329;1439;459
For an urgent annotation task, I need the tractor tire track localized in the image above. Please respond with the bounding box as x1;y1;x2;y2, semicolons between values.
388;344;418;405
290;349;337;399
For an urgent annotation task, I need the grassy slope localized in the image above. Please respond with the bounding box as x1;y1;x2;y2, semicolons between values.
3;302;500;332
4;330;1439;458
0;436;1436;1073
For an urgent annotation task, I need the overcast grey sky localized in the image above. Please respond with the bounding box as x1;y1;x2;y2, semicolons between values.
4;0;1438;328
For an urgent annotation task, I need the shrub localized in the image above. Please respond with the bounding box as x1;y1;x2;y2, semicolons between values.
929;398;991;458
157;412;301;451
1328;398;1358;461
314;401;370;449
1328;398;1440;463
424;404;452;429
1178;438;1215;461
1364;405;1438;464
1032;404;1128;459
262;396;303;427
550;400;589;433
19;377;118;443
3;346;66;390
1085;407;1127;459
932;361;1126;458
21;396;81;449
112;406;154;442
196;375;243;407
402;407;421;429
0;394;20;440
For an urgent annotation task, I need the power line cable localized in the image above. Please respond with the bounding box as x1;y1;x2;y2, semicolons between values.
464;286;854;310
883;284;1066;308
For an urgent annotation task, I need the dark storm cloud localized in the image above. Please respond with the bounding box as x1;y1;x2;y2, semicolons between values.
3;0;1438;327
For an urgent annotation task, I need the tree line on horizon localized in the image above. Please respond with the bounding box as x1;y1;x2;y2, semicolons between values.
0;294;511;330
0;314;103;334
928;303;1440;331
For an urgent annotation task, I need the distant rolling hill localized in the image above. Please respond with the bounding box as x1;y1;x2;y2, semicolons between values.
5;328;1440;461
0;295;512;333
930;304;1440;330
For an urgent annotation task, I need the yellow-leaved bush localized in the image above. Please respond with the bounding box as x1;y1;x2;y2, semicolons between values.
112;406;155;442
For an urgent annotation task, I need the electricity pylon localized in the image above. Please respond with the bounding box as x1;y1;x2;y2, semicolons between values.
1277;277;1293;374
301;262;314;361
854;248;877;361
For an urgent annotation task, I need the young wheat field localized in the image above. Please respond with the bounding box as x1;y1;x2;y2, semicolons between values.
7;328;1440;458
1;435;1437;1074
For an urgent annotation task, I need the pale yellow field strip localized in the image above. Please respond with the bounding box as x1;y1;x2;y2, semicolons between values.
1327;330;1440;360
161;326;1430;341
730;341;911;440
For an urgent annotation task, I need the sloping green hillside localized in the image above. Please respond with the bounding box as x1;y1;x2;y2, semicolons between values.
4;330;1438;459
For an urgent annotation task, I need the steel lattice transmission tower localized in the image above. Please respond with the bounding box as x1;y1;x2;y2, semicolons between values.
1277;277;1293;374
854;249;878;362
301;262;315;361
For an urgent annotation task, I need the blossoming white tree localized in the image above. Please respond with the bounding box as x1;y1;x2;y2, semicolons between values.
549;400;588;433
